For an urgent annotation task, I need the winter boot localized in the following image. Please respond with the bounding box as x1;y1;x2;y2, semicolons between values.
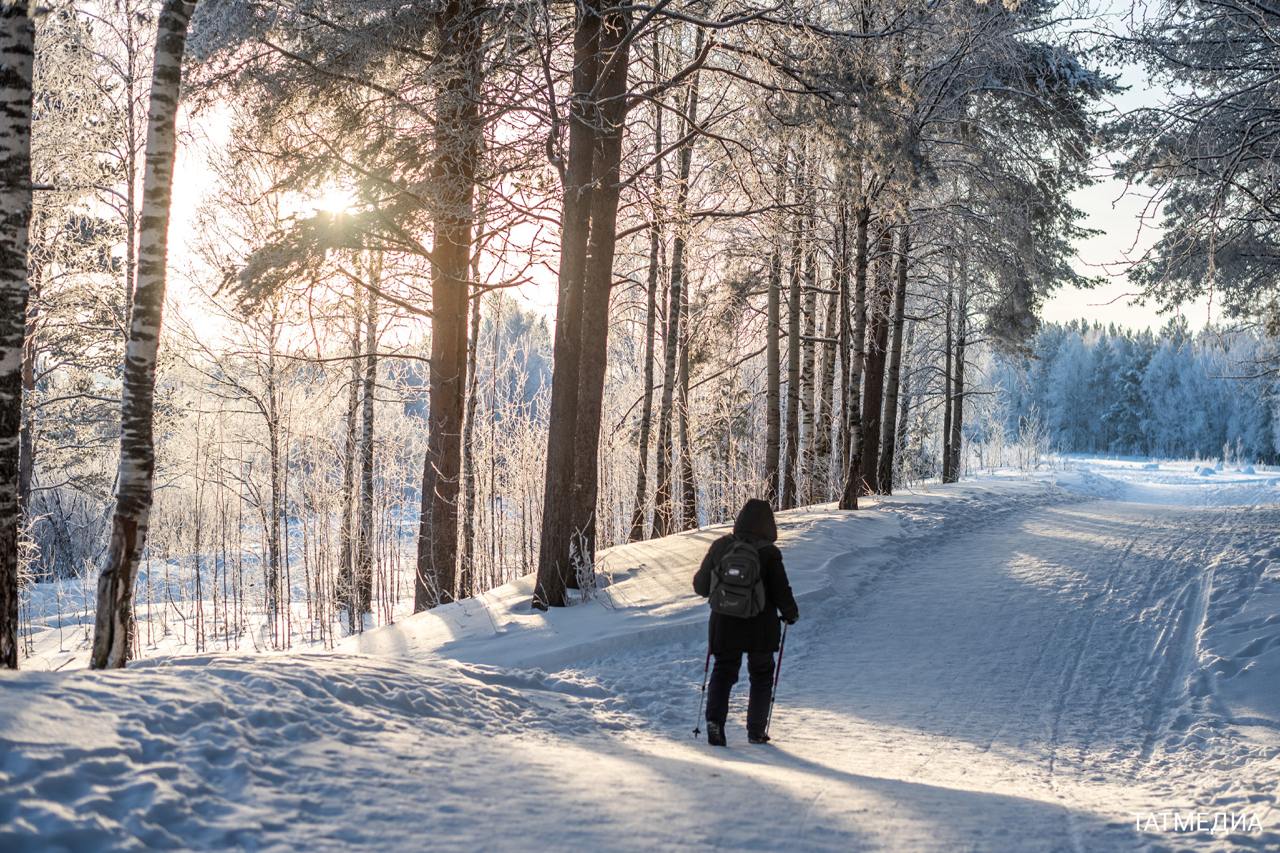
706;721;727;747
747;731;771;745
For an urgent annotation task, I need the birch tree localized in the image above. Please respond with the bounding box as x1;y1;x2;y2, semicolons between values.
0;0;34;670
91;0;196;669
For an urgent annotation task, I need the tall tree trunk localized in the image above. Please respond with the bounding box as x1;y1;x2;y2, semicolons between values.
340;295;360;630
651;281;676;538
91;0;196;669
566;3;632;578
17;261;37;514
816;217;839;501
262;317;287;645
536;0;598;607
894;319;916;481
942;274;954;482
677;250;696;529
877;222;909;495
764;246;782;506
946;252;968;484
0;1;34;670
355;285;377;618
799;180;817;505
460;291;483;597
121;0;143;326
764;161;787;506
836;200;851;474
628;58;663;542
416;0;483;611
534;0;637;607
860;225;893;495
838;200;869;510
677;90;701;529
628;217;659;541
653;28;701;539
780;153;803;510
459;187;486;597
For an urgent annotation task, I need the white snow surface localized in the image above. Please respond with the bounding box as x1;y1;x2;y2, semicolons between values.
3;458;1280;850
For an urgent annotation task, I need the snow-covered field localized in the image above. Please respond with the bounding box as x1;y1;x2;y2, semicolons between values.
3;458;1279;850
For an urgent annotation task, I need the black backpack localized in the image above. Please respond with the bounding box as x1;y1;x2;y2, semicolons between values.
708;538;766;618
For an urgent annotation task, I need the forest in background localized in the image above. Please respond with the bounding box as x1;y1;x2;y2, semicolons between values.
994;321;1278;464
1;0;1277;668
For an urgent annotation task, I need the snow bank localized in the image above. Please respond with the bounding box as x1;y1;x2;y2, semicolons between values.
340;478;1067;671
1199;540;1280;743
1056;455;1280;507
0;653;624;851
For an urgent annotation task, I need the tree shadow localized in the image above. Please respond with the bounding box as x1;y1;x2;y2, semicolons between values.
513;731;1153;851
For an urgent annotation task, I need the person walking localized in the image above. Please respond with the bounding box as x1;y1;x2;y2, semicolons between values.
693;498;799;746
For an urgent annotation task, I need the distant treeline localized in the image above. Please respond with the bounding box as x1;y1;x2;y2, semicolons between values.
993;320;1278;463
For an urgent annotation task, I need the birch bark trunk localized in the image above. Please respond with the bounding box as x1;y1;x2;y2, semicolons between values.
0;0;34;669
816;215;840;501
91;0;196;669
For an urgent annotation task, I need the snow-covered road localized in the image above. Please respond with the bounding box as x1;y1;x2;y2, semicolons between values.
567;480;1280;851
679;499;1278;849
3;461;1278;850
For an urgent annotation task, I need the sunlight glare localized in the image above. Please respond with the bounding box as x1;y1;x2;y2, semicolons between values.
313;182;357;215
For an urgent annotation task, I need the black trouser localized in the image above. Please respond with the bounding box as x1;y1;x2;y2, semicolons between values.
705;651;775;734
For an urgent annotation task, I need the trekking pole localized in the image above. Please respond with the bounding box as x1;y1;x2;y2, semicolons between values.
692;648;711;738
765;623;788;737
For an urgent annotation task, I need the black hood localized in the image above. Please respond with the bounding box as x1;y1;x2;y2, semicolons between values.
733;499;777;542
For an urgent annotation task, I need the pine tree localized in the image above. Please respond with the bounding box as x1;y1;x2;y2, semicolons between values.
416;0;486;611
878;222;910;493
861;227;894;492
534;0;632;608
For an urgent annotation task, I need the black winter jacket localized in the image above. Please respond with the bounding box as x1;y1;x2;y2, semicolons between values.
693;499;799;654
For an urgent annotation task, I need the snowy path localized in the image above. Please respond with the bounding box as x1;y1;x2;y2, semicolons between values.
574;483;1280;850
692;500;1277;849
3;463;1279;850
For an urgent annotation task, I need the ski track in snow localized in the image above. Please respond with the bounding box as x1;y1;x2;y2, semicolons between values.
3;458;1280;850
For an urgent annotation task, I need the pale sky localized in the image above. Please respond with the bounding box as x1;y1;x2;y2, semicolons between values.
1042;175;1217;333
1041;38;1219;334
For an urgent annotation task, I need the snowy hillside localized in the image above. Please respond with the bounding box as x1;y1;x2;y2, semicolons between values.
3;461;1279;850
